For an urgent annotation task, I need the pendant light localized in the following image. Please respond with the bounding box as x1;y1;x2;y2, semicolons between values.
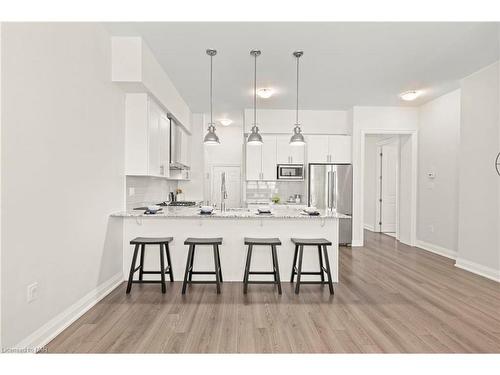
290;51;306;146
247;49;263;145
204;49;220;145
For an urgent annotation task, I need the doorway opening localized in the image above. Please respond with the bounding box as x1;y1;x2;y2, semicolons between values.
362;133;416;245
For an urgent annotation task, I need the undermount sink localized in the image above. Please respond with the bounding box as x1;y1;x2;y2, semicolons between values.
224;208;250;212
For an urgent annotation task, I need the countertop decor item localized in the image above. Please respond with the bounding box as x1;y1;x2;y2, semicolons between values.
247;50;264;145
289;51;306;146
203;49;220;145
271;195;280;204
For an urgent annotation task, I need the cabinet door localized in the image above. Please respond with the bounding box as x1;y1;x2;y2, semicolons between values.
328;135;352;163
159;113;170;177
276;136;291;164
148;98;162;176
261;135;277;180
180;130;190;167
306;135;329;163
290;142;305;164
246;143;262;180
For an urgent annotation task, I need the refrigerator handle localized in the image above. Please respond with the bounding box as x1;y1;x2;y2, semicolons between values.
332;171;337;210
327;171;331;209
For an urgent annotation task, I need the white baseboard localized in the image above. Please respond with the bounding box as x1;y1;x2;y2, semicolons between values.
15;272;124;351
363;224;375;232
416;240;457;260
455;258;500;283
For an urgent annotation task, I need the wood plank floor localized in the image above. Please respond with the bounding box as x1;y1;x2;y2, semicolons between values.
45;231;500;353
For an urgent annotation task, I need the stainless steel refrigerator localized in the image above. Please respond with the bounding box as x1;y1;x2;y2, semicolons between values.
308;163;353;245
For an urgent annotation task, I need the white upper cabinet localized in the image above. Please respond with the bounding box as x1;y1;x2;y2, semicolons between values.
306;135;351;163
276;135;305;164
245;135;276;181
125;93;170;177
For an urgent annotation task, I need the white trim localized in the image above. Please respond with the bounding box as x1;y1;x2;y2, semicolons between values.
14;273;123;351
359;129;418;247
416;240;457;260
455;258;500;283
364;224;375;232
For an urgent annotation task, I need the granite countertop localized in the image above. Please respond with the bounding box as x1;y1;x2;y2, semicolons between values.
111;206;350;219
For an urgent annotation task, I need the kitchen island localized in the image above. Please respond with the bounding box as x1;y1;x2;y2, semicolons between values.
111;206;345;283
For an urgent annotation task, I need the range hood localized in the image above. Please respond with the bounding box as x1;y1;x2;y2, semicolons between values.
169;117;190;170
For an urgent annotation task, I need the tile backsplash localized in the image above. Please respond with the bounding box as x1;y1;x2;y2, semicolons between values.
126;176;178;209
246;181;306;204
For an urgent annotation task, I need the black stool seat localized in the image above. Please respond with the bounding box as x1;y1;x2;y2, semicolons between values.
291;238;332;246
130;237;173;245
290;237;334;295
184;237;223;245
182;237;223;294
126;237;174;294
243;237;282;294
244;237;281;245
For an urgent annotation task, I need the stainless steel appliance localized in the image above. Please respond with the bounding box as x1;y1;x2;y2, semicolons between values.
277;164;304;180
308;163;352;245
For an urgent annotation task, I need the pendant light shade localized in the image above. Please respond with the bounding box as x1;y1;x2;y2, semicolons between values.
204;49;220;145
247;50;263;145
290;51;306;146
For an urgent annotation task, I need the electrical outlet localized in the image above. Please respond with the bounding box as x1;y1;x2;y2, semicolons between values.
27;282;38;303
428;225;435;233
128;187;135;196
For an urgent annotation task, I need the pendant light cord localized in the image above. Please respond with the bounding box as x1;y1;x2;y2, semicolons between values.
253;53;257;125
296;54;299;124
210;53;213;125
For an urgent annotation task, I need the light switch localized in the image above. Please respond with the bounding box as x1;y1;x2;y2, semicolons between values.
128;187;135;196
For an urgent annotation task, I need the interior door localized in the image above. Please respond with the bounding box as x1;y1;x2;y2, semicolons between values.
211;165;242;208
380;142;398;233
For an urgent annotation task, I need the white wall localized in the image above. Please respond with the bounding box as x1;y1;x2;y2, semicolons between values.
1;23;125;347
353;106;419;246
244;109;349;134
456;62;500;280
417;90;460;255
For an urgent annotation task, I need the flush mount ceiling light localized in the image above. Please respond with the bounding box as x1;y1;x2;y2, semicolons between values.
247;50;264;146
289;51;306;146
203;49;220;145
400;90;421;101
257;88;274;99
219;118;233;126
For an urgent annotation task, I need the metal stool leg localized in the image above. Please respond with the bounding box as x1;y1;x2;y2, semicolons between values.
295;245;304;294
159;244;166;294
182;244;194;295
243;244;253;294
165;243;174;282
322;245;334;295
271;245;282;295
317;245;325;284
213;244;221;294
126;244;140;294
290;244;299;282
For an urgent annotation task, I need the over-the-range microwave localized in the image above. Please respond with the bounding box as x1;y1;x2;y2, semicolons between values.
277;164;305;180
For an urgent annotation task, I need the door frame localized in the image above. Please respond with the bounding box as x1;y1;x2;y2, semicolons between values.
360;129;417;247
375;137;400;237
209;163;243;208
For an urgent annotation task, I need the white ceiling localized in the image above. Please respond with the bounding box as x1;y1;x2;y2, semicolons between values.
107;22;499;117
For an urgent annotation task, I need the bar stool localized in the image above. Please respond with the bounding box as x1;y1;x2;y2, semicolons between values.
126;237;174;294
290;238;334;295
182;237;223;294
243;237;282;294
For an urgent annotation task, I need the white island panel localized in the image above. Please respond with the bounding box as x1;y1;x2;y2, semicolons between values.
121;215;339;283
